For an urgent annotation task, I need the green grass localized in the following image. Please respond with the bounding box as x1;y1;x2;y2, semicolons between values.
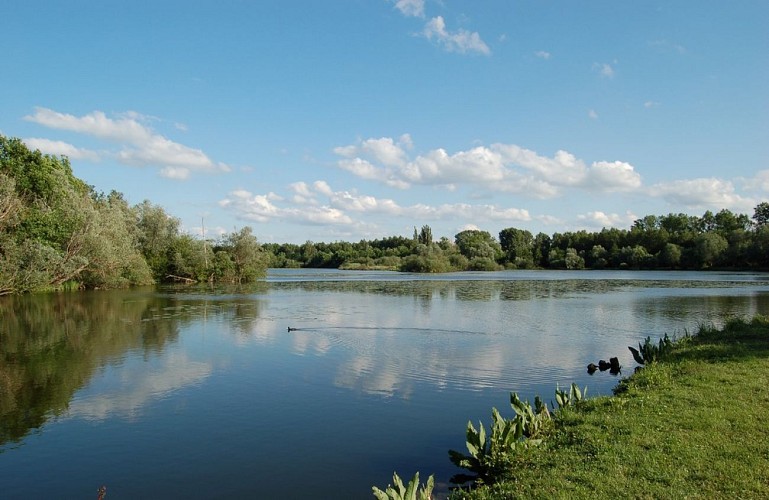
450;316;769;499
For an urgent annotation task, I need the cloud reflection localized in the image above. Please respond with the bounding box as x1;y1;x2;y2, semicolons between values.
66;352;212;421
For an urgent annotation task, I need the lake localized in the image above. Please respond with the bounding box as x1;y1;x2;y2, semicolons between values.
2;269;769;499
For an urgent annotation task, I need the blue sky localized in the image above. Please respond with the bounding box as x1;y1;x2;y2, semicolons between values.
2;1;767;243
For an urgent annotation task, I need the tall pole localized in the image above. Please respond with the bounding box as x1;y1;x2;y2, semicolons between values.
202;217;208;268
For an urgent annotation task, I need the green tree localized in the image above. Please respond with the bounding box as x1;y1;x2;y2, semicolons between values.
752;202;769;227
693;233;728;268
219;227;267;283
659;243;683;268
79;191;153;288
418;225;433;245
135;200;180;279
455;230;502;261
499;227;534;268
564;248;585;269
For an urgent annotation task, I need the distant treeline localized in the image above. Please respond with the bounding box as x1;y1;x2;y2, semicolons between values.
0;136;268;294
2;134;768;294
263;204;769;272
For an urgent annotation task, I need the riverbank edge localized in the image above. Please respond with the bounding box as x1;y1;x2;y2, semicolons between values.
446;316;769;499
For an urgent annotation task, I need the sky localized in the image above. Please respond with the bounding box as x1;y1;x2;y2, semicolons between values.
1;1;767;244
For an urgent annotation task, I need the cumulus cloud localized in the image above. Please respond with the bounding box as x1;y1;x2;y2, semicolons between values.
333;136;643;197
22;137;100;161
220;188;353;226
649;178;755;212
393;0;424;18
584;161;642;192
745;170;769;192
219;181;532;229
577;210;637;230
24;107;230;178
535;50;551;59
422;16;491;55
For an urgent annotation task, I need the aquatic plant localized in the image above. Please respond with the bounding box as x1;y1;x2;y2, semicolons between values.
449;392;554;485
554;383;587;409
372;471;434;500
629;334;672;365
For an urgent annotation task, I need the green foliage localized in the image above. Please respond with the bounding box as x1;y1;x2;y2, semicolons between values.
628;334;672;365
0;134;268;293
554;383;586;409
753;202;769;227
448;391;555;486
455;230;502;262
499;227;534;268
417;225;433;245
372;472;434;500
217;227;268;283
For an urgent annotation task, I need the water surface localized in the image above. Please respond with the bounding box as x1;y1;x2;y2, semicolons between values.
2;270;769;498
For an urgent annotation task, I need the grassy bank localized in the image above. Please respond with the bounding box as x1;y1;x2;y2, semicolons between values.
450;317;769;499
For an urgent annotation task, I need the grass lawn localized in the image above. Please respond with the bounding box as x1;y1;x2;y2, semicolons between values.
450;317;769;499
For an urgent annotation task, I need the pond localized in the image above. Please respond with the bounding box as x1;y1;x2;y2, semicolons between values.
2;269;769;498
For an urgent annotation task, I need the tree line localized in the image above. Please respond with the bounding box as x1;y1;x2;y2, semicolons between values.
3;133;768;294
0;135;268;294
264;205;769;273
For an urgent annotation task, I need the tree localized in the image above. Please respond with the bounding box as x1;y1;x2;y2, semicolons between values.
692;233;728;268
533;232;551;268
78;191;153;288
455;230;502;261
587;245;608;269
499;227;534;268
659;243;682;268
418;225;433;246
0;172;22;230
135;200;180;279
219;227;267;283
753;202;769;227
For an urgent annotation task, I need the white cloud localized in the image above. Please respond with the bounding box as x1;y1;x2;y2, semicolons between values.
649;178;755;211
313;180;334;196
535;50;551;60
22;137;100;161
644;101;660;109
588;109;599;119
159;167;190;180
422;16;491;55
24;107;230;177
220;181;532;229
593;62;615;78
743;170;769;192
585;161;642;192
329;190;402;214
577;210;637;230
333;136;643;197
220;188;354;226
360;136;409;167
393;0;424;18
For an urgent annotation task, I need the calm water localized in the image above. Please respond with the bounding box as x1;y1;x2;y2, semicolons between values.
2;269;769;499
